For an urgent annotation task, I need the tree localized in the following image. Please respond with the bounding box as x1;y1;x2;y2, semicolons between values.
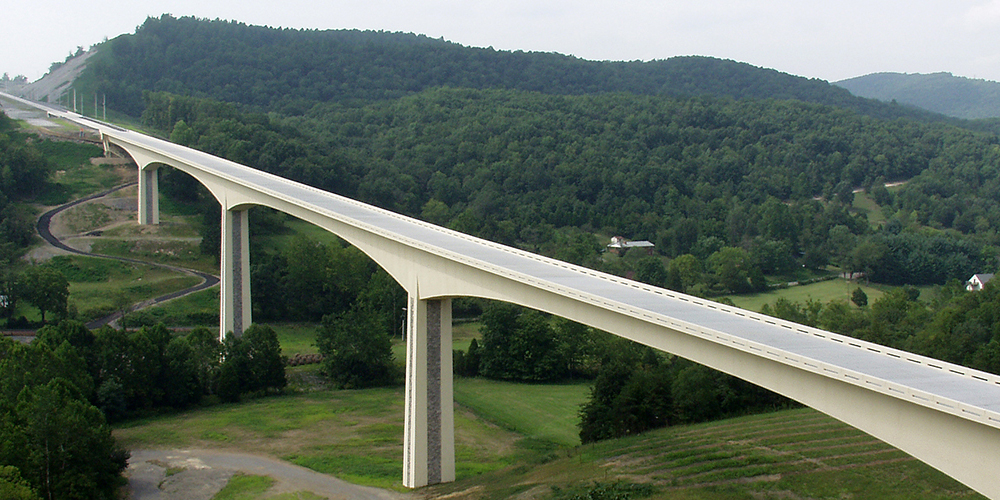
671;364;727;424
19;266;69;324
186;326;222;395
217;324;288;401
826;225;857;271
0;340;128;500
579;357;673;443
317;309;398;389
635;257;668;288
707;247;760;294
478;303;569;382
667;254;702;294
111;290;133;331
454;338;481;377
163;337;202;408
851;287;869;307
0;466;40;500
3;379;128;500
241;324;287;393
0;268;21;322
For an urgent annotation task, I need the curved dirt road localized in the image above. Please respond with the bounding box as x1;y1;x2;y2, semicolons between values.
34;183;220;329
128;449;406;500
39;186;408;499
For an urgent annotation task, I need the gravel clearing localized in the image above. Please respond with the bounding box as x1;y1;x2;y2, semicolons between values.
128;449;409;500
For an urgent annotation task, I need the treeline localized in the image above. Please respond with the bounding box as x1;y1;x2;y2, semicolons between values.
578;351;789;443
0;113;48;264
31;321;286;420
84;15;934;122
761;282;1000;375
0;112;61;328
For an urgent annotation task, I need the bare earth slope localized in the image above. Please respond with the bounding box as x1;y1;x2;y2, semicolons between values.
19;50;95;104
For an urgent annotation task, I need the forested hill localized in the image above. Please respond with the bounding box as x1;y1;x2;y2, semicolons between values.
836;72;1000;120
84;15;934;122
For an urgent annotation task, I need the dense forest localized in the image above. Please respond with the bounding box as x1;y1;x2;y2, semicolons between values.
142;88;998;292
78;15;950;124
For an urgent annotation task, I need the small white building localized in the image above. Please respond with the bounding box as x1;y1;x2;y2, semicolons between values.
967;273;994;292
607;236;655;256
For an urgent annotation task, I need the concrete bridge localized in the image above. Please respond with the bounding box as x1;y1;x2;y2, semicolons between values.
6;93;1000;498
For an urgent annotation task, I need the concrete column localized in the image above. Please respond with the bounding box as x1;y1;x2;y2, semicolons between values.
137;167;159;225
403;297;455;488
220;208;251;340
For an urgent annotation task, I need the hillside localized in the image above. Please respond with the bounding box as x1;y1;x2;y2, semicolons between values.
112;379;984;499
59;14;945;124
836;72;1000;120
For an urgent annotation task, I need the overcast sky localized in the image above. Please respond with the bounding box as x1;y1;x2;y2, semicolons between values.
3;0;1000;83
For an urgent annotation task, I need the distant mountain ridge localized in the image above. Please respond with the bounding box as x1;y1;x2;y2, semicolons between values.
835;72;1000;120
62;15;947;123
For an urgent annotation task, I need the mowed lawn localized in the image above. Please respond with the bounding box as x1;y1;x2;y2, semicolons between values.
725;278;885;313
453;378;589;447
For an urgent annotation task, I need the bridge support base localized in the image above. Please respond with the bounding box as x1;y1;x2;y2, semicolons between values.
403;297;455;488
220;208;251;339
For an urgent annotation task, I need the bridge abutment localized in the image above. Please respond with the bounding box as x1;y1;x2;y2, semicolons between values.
221;208;251;339
403;297;455;488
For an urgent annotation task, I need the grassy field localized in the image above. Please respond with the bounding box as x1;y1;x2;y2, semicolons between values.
578;408;981;499
128;288;219;327
116;380;984;500
724;278;886;313
45;254;202;322
453;378;589;448
113;385;526;491
117;324;981;499
852;190;888;227
32;141;122;205
271;323;322;355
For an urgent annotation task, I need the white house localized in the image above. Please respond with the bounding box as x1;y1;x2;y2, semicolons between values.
607;236;655;256
966;273;994;292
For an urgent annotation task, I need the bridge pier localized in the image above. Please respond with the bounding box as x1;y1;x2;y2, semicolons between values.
220;208;251;339
138;166;159;225
403;297;455;488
